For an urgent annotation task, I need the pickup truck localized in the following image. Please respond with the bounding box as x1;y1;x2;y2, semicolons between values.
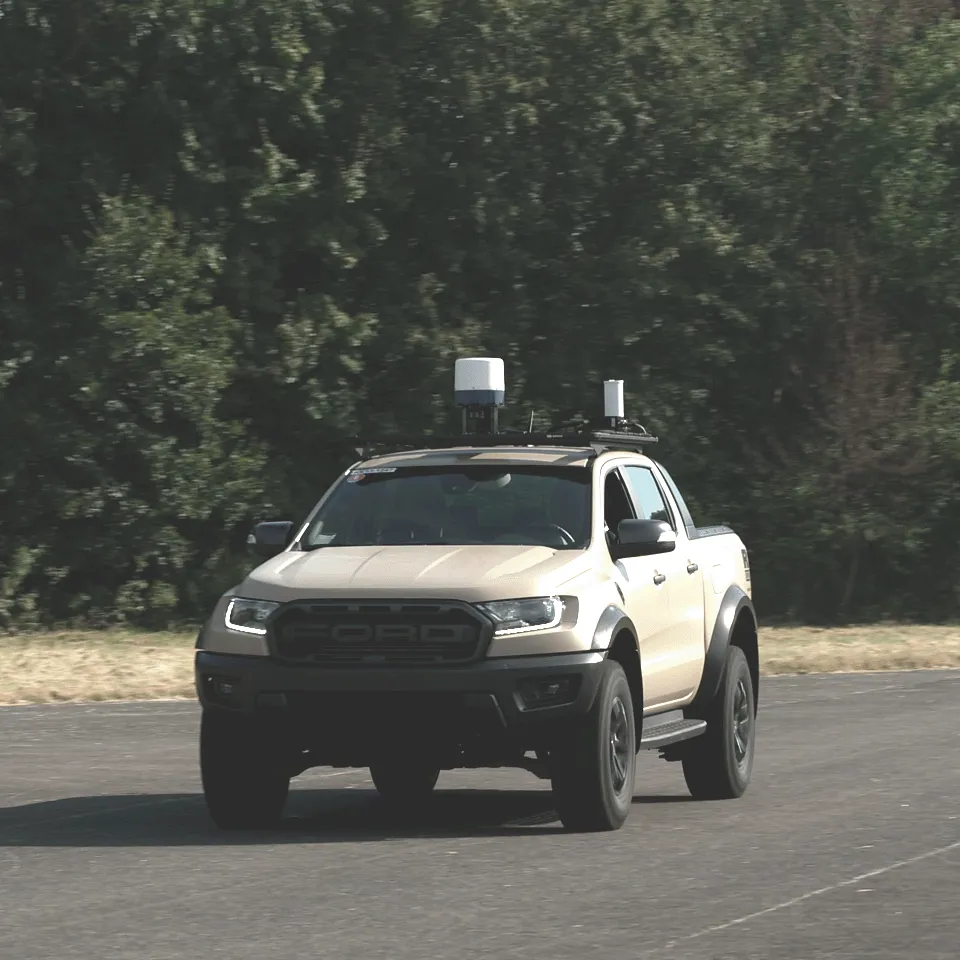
194;363;758;832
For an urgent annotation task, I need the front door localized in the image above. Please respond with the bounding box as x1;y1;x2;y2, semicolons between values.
621;464;706;706
601;466;673;711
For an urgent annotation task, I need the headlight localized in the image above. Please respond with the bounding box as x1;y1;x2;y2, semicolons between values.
225;598;280;635
477;597;564;635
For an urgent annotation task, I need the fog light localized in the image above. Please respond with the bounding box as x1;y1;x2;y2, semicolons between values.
515;675;580;711
202;674;241;704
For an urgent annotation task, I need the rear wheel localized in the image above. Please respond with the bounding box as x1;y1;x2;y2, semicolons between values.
682;645;755;800
200;709;290;829
369;756;441;806
550;659;636;832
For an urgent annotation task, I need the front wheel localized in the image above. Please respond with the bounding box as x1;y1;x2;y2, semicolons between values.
550;659;636;832
682;645;756;800
200;709;290;829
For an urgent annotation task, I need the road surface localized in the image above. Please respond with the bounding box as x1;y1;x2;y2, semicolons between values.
1;670;958;959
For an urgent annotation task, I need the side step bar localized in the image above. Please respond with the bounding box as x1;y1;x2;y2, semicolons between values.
517;711;709;780
639;711;707;750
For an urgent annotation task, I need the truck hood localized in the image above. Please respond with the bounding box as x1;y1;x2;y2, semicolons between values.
236;544;594;603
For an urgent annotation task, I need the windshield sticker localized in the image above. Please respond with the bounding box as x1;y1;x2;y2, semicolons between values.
346;466;397;482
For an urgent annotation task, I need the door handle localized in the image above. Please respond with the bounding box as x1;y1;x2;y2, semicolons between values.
687;562;699;574
653;572;666;586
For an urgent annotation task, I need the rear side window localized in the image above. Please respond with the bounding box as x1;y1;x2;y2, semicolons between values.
621;465;674;529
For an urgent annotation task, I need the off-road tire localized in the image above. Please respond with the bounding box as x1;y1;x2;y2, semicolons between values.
682;644;755;800
200;708;290;829
369;757;441;806
550;659;636;832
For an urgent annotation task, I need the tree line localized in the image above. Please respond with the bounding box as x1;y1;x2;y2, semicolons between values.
2;0;960;629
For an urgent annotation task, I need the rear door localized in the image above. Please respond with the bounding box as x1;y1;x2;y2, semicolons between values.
621;463;706;706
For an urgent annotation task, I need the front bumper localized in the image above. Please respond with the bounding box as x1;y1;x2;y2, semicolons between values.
195;649;607;730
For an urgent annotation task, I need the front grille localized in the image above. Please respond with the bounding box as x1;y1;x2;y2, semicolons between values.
271;602;486;665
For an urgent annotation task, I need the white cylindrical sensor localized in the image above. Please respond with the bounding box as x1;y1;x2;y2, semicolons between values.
454;357;506;406
603;379;625;419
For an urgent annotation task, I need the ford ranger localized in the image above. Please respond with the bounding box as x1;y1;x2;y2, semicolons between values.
194;359;758;832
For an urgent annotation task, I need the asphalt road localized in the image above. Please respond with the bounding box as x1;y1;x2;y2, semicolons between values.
1;670;958;960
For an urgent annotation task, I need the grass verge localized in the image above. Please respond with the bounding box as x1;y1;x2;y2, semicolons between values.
0;630;198;705
759;624;960;676
1;625;959;706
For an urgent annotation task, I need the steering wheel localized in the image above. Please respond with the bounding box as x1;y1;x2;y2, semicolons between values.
515;523;577;548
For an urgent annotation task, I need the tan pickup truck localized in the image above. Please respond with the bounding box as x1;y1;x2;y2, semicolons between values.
195;359;758;832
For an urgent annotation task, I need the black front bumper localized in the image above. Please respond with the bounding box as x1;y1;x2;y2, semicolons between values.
195;649;606;731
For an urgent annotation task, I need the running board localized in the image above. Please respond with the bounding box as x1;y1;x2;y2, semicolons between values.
639;712;707;749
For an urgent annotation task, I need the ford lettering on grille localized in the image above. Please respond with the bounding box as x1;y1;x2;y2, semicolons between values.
272;603;484;664
310;624;475;645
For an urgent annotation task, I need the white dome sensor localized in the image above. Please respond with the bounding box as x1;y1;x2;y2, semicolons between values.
454;358;506;408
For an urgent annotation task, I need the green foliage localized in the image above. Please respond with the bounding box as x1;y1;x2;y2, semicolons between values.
2;0;959;626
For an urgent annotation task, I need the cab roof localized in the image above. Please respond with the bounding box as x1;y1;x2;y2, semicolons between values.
358;446;656;471
359;446;595;469
352;426;659;471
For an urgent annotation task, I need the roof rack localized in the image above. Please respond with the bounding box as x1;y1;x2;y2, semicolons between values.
352;420;659;459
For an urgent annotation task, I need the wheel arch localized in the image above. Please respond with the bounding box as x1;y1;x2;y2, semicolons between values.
593;606;644;735
731;605;759;713
689;586;759;716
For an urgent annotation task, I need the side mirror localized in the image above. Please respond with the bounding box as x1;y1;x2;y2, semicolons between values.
611;519;677;560
248;520;294;559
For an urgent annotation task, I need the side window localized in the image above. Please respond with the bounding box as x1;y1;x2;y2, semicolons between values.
602;468;636;546
621;466;674;529
653;462;696;530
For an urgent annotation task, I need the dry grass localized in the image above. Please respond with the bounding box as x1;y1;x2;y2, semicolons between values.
0;630;197;705
759;624;960;676
1;625;958;705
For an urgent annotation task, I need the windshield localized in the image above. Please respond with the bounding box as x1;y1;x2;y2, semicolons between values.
300;465;592;550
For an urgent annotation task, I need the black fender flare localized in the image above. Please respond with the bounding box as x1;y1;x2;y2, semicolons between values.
592;606;644;731
592;605;638;652
687;585;758;715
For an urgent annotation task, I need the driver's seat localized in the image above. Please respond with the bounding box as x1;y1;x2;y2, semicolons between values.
603;471;634;549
